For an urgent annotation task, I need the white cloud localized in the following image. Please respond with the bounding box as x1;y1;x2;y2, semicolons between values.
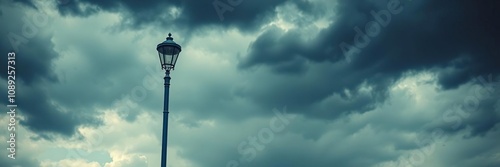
41;159;101;167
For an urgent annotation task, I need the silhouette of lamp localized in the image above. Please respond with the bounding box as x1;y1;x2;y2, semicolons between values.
156;33;182;167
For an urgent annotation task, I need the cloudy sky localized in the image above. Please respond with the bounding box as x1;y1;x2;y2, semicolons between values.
1;0;499;166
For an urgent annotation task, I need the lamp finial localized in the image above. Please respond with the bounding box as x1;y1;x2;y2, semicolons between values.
166;33;173;40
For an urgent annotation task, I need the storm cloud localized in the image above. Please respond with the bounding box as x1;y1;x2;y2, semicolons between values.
0;0;499;166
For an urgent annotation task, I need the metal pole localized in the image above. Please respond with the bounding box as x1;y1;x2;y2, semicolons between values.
161;70;171;167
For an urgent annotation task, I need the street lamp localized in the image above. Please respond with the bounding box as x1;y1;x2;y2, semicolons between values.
156;33;182;167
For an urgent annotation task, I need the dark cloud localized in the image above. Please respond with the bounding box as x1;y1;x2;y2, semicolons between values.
0;3;57;84
0;2;149;138
16;82;103;137
238;27;309;74
2;0;500;166
44;0;294;32
424;76;500;138
7;0;498;133
0;2;78;138
237;0;500;118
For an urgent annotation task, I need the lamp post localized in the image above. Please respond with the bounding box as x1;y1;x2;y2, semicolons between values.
156;33;182;167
